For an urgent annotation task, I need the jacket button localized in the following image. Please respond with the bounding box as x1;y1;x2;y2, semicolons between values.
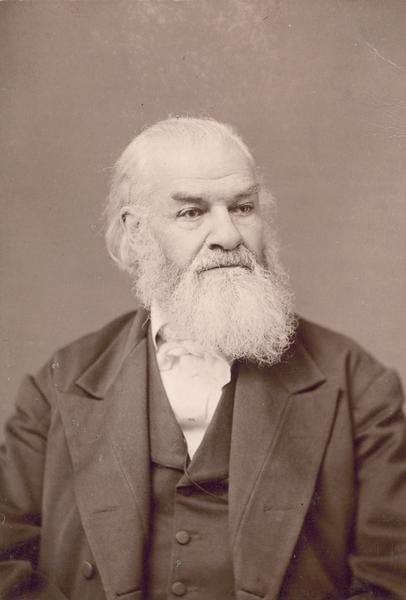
175;530;190;545
171;581;187;596
82;561;95;579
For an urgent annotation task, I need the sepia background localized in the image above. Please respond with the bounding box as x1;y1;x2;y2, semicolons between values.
1;0;406;435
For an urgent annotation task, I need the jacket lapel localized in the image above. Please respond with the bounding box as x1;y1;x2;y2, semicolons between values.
57;310;151;599
230;342;339;600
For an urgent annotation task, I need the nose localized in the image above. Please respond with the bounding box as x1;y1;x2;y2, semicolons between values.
205;207;242;251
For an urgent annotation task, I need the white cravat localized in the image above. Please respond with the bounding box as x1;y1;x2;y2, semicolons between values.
150;303;231;458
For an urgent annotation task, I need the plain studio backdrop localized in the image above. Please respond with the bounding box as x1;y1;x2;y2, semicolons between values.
1;0;406;436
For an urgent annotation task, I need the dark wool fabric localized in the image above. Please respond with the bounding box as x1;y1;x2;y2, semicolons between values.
145;335;236;599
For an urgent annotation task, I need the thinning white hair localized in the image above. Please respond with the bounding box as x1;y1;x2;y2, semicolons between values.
104;116;259;274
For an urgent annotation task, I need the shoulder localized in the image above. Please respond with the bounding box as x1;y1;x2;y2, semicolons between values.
296;316;371;363
295;316;394;400
35;309;147;396
294;318;404;419
54;311;138;369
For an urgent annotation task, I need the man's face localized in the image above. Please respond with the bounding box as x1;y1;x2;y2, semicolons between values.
123;133;294;363
144;137;264;270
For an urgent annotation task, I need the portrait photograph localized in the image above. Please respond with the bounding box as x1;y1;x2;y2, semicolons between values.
1;1;406;599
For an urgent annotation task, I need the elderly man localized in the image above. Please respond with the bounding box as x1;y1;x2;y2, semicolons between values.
1;118;406;600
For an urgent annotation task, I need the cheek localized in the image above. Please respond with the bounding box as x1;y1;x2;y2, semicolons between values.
146;218;183;267
153;229;202;270
240;221;264;254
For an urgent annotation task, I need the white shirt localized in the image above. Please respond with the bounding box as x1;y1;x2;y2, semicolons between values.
150;303;231;458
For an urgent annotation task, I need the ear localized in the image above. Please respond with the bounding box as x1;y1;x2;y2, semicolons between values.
119;206;139;234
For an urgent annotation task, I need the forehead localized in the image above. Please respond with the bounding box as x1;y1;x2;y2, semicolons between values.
145;136;257;198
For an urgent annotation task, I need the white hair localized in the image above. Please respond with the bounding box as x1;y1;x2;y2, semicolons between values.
104;116;258;274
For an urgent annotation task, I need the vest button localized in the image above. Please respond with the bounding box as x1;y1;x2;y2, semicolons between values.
175;530;190;545
81;561;95;579
171;581;187;596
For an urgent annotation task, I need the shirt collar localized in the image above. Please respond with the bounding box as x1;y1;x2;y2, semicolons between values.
150;300;232;368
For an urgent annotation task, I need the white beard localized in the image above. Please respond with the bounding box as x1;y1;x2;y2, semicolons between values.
131;225;296;365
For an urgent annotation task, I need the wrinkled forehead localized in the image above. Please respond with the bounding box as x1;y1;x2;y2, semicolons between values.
143;135;257;187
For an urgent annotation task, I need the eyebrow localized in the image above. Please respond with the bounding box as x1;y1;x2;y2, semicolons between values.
171;193;204;203
234;184;259;199
170;184;258;203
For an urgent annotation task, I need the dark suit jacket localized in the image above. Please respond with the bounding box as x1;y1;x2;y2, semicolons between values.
1;310;405;600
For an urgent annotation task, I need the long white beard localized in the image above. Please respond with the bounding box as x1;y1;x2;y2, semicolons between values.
131;226;296;365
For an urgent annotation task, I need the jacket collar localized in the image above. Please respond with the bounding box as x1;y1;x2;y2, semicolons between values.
75;307;150;398
268;329;326;395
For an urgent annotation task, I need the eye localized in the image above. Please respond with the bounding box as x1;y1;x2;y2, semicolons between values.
177;207;204;220
231;203;255;215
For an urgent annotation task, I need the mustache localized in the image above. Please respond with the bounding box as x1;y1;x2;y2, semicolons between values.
190;247;259;274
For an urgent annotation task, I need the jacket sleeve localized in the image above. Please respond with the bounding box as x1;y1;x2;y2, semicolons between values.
346;366;406;599
0;371;67;600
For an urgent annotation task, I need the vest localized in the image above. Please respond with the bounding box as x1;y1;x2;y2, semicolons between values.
145;332;236;599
